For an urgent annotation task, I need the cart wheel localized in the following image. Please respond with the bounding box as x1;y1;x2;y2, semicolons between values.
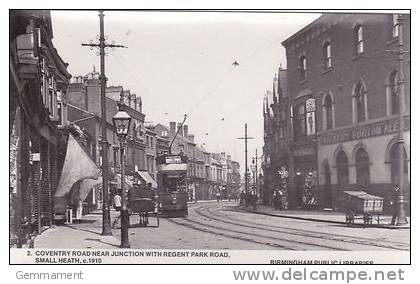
363;214;372;225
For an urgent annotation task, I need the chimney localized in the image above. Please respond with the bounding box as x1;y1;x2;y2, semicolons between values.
183;125;188;137
187;134;194;143
169;122;176;134
177;123;183;137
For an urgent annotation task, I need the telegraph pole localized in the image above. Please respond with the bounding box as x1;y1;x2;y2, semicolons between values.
237;123;254;194
396;14;408;225
253;149;261;199
82;10;127;236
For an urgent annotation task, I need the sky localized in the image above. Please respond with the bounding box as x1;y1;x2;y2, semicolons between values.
50;10;320;171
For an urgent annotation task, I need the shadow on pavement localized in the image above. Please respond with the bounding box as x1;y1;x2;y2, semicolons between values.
72;219;96;224
84;238;120;248
65;224;102;236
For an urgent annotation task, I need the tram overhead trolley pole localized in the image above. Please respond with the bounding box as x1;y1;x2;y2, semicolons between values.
237;123;254;195
82;10;127;236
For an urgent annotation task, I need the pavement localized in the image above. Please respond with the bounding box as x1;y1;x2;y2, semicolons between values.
243;204;410;229
34;210;121;249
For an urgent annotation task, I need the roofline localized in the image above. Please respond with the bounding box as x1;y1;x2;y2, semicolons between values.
281;14;324;47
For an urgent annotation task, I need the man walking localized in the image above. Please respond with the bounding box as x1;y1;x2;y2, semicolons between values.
114;191;122;211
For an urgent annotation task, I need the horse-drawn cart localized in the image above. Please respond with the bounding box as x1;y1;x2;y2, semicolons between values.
128;186;159;227
343;191;384;225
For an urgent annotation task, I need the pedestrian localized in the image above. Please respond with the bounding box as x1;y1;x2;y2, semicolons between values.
240;191;245;206
114;191;122;211
216;192;221;202
251;191;257;210
390;185;400;225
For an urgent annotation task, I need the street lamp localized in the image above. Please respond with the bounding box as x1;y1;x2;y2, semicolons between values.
112;103;132;248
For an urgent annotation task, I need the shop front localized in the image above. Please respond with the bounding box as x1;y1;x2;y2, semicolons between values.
290;146;318;209
317;116;410;213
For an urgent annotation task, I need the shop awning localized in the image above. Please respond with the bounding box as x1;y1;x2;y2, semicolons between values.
115;173;133;189
135;170;157;188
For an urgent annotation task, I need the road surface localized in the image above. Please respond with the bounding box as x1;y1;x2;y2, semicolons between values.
114;201;409;251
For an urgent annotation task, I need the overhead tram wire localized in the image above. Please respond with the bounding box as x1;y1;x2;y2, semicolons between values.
109;53;184;118
204;48;410;136
185;66;236;115
185;37;288;116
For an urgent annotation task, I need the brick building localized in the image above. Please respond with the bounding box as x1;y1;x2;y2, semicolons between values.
10;10;71;247
66;73;150;205
262;67;289;205
279;13;410;210
145;125;157;180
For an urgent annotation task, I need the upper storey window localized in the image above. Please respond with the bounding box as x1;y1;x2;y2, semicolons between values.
354;25;364;54
323;42;332;69
298;55;307;81
354;83;367;123
392;14;399;38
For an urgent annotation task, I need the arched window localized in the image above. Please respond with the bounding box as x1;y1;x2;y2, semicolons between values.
390;143;408;186
389;70;399;115
323;41;332;69
324;95;333;130
336;150;349;187
354;83;366;122
355;148;370;187
354;25;364;54
298;55;307;81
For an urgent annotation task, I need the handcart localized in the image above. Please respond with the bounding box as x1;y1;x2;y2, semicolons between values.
128;187;159;227
343;191;384;225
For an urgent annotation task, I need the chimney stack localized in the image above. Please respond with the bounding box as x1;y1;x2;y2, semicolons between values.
177;123;183;137
170;122;176;134
183;125;188;137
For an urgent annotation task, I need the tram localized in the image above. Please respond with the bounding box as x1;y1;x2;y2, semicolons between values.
156;153;189;216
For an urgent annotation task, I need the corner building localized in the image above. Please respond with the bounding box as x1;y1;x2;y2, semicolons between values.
281;13;410;211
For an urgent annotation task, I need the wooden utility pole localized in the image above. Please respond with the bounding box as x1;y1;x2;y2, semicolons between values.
81;10;127;236
237;124;254;194
253;148;261;199
396;14;408;225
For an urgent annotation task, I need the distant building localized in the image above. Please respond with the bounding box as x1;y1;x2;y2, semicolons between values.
145;126;157;180
154;122;240;200
262;67;289;205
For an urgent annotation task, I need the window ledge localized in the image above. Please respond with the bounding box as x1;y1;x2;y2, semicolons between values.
299;79;307;85
353;54;364;61
322;67;332;74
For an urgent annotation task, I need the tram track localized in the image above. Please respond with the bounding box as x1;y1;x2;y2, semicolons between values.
168;207;353;251
194;203;409;251
167;218;296;250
